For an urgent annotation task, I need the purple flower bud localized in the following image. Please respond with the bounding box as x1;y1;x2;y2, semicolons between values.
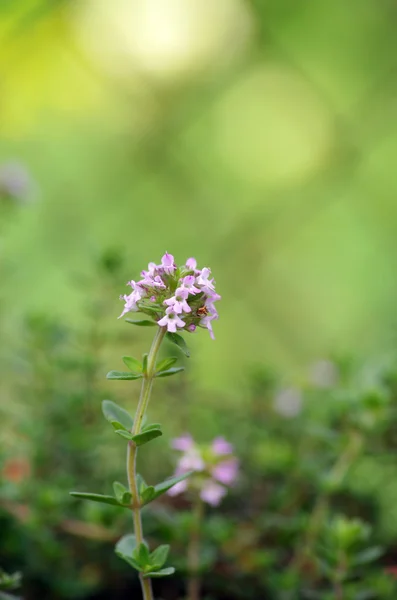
187;324;196;332
186;257;197;270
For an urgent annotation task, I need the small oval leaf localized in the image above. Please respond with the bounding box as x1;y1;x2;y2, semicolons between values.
125;319;157;327
70;492;128;508
102;400;133;431
107;370;143;380
122;356;143;372
131;429;162;446
156;357;178;373
166;332;190;357
156;367;185;378
143;567;175;578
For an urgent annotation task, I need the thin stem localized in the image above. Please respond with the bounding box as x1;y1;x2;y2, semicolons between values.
290;430;363;574
127;326;167;600
187;495;204;600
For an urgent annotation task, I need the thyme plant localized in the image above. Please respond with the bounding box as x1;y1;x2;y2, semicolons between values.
71;253;220;600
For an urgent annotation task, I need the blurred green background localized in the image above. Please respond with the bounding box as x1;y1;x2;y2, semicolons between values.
2;1;397;599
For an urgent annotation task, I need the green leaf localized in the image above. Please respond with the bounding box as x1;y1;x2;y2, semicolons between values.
133;543;150;568
113;481;126;502
141;472;192;505
133;429;163;445
102;400;133;431
136;474;147;495
143;567;175;578
112;482;132;505
149;545;170;569
142;422;162;432
114;429;134;440
106;370;143;380
116;534;137;557
113;428;163;446
122;356;143;372
166;331;190;357
141;486;156;505
156;367;185;378
115;534;140;570
70;492;129;508
155;357;178;373
125;319;157;327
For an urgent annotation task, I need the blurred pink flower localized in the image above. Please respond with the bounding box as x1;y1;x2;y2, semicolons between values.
200;481;227;506
167;434;238;506
212;437;234;456
212;458;239;486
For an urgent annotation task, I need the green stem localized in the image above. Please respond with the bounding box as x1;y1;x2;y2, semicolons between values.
290;430;363;574
187;495;204;600
127;326;167;600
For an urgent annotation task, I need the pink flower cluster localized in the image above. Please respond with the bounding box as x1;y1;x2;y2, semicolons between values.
167;434;239;506
119;253;220;339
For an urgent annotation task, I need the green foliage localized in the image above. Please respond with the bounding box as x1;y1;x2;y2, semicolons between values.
122;356;143;372
106;370;143;380
125;320;157;327
165;332;190;357
101;399;134;431
155;367;185;378
115;536;174;577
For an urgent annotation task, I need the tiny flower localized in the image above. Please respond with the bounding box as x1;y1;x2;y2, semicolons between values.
212;437;234;456
186;257;197;270
196;267;215;291
200;480;227;506
150;295;156;302
164;287;191;314
200;314;217;340
172;434;194;452
119;290;142;318
187;324;196;332
212;458;239;485
179;449;205;472
161;252;176;275
157;307;185;332
181;275;200;294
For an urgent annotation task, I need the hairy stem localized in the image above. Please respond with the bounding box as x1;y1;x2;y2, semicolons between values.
127;326;167;600
187;495;204;600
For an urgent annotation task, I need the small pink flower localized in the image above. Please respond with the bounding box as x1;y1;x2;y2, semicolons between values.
164;287;191;314
157;307;185;332
161;252;176;275
181;275;200;294
118;290;142;318
212;458;239;486
171;434;194;452
186;257;197;270
196;268;215;291
179;450;205;472
212;437;234;456
200;314;217;339
200;480;227;506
